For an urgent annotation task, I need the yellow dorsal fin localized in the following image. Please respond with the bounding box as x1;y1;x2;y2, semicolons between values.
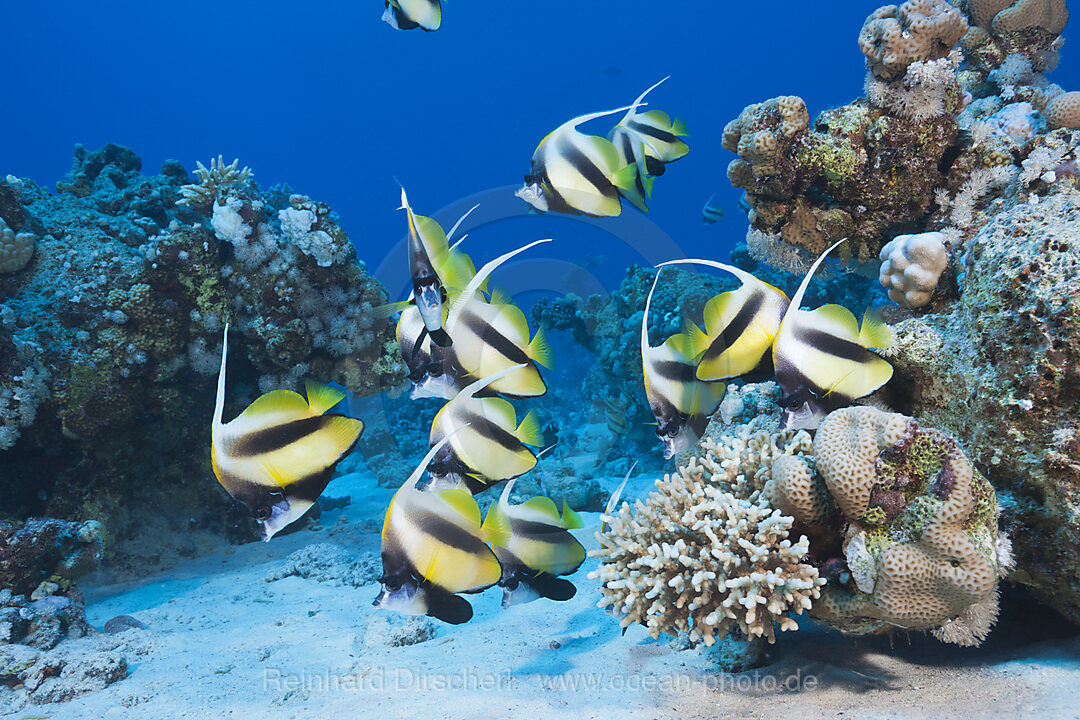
436;488;483;528
437;248;476;294
413;214;449;265
663;332;697;361
304;381;346;415
527;325;554;369
236;390;311;424
680;318;710;361
560;499;584;529
702;290;738;336
521;495;562;523
515;410;544;447
808;303;861;338
858;309;893;350
488;286;512;306
481;482;514;548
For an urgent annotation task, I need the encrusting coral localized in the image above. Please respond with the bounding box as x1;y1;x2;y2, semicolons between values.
808;407;1007;645
590;418;825;645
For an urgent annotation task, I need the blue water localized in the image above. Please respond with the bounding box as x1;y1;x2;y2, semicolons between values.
2;0;977;300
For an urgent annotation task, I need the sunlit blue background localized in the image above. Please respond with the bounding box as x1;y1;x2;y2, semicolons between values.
3;1;1077;301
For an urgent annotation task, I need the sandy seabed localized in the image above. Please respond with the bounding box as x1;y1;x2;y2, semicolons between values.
9;469;1080;720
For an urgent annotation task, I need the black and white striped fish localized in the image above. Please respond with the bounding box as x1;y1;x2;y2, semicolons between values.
657;258;789;383
427;366;543;493
481;479;586;608
382;0;441;31
517;105;640;217
641;269;727;459
374;436;509;625
772;239;894;430
210;326;365;541
701;193;724;224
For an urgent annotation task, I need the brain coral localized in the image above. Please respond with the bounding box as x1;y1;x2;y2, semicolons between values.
809;407;1006;645
969;0;1070;33
859;0;969;79
591;420;824;645
1046;91;1080;129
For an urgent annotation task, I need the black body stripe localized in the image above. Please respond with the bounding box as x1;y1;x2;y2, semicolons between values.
704;291;763;363
511;518;566;542
231;415;330;458
285;466;336;502
559;140;615;195
462;312;530;365
618;134;646;196
652;359;698;384
460;410;524;452
415;513;490;557
797;328;872;364
627;119;678;145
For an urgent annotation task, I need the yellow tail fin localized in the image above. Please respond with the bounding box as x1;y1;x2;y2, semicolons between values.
304;381;347;415
515;410;544;447
528;325;554;369
858;309;893;350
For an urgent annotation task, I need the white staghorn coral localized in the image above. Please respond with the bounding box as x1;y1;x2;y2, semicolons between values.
177;155;254;207
591;423;824;645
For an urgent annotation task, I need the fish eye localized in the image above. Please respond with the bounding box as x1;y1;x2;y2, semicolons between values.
429;461;445;476
253;506;271;521
427;362;444;377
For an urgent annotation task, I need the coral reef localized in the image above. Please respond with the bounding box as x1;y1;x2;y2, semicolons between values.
0;519;102;599
859;0;969;80
0;143;400;573
1046;90;1080;128
591;417;824;645
263;543;380;586
0;637;129;706
878;231;949;307
887;192;1080;623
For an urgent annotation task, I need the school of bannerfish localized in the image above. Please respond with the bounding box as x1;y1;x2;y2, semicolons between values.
206;83;893;631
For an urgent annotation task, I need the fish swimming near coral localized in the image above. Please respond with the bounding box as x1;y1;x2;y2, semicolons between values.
397;238;549;399
701;193;724;224
382;0;441;31
640;269;727;458
377;188;474;347
772;239;894;430
442;240;554;398
427;365;544;493
481;478;586;608
374;435;510;624
609;76;689;194
657;258;789;382
516;104;641;217
210;326;365;541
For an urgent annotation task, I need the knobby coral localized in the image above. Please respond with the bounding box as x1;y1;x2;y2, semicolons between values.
177;155;254;208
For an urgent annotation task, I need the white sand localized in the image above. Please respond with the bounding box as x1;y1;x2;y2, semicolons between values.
10;470;1079;720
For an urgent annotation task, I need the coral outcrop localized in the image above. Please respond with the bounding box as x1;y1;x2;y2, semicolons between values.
0;216;35;274
0;144;401;571
859;0;969;80
888;192;1080;623
591;418;824;645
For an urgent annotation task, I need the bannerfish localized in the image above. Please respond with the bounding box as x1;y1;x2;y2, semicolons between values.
608;77;689;210
374;435;510;625
382;0;441;31
656;258;789;383
600;461;636;534
428;365;543;493
396;305;463;400
211;326;365;541
377;187;474;347
443;240;554;398
641;269;727;459
481;479;586;608
516;104;641;217
772;239;894;430
701;193;724;224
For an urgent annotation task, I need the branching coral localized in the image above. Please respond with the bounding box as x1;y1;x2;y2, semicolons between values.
591;420;823;645
177;155;254;207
